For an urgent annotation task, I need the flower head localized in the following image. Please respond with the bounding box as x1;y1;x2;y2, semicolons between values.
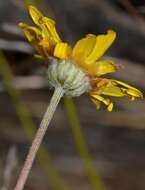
19;5;143;111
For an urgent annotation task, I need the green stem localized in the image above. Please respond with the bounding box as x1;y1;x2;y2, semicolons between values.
64;97;106;190
14;87;64;190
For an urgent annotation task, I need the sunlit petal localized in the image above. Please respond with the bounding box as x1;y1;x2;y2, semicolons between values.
72;34;96;63
29;5;45;25
54;42;72;59
95;60;118;75
85;30;116;63
87;60;118;76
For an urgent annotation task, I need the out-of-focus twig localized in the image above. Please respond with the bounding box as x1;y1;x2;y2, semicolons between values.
118;0;144;21
1;146;18;190
11;0;36;9
11;0;26;9
0;39;33;54
0;76;46;92
138;6;145;14
1;23;24;37
118;0;145;33
81;0;145;36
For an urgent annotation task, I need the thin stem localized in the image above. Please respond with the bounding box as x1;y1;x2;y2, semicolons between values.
0;51;68;190
64;97;106;190
14;87;64;190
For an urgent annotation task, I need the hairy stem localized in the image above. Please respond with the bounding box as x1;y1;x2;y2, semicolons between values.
14;87;64;190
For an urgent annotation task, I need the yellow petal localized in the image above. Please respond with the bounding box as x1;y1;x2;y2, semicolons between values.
29;5;45;25
89;92;113;111
85;30;116;63
108;102;113;112
83;60;117;76
18;22;41;42
41;17;61;43
110;79;143;98
94;60;117;75
39;39;50;48
100;86;125;97
72;34;96;62
91;98;101;110
54;42;72;59
29;6;61;43
34;54;43;59
90;93;109;105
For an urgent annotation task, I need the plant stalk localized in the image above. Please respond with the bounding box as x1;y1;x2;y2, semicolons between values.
64;97;106;190
14;87;64;190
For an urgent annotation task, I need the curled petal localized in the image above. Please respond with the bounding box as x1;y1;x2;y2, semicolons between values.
29;5;55;28
91;98;101;110
89;78;143;111
54;42;72;59
29;6;61;43
40;17;61;43
18;22;41;43
110;79;143;99
100;86;125;97
28;5;46;25
19;22;52;59
92;78;143;99
85;30;116;63
89;92;113;111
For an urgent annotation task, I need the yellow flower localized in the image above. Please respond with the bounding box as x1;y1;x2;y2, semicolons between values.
19;6;143;111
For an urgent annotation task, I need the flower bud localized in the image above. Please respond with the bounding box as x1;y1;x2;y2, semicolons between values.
47;59;91;97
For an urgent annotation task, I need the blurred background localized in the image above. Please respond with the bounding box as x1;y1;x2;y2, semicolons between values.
0;0;145;190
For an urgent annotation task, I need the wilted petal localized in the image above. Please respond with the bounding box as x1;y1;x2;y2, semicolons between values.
29;6;61;43
89;92;113;111
40;17;61;43
19;22;52;59
91;98;101;110
18;22;41;43
110;79;143;99
29;5;45;25
100;86;125;97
